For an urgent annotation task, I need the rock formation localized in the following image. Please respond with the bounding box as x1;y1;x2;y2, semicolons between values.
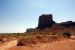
37;14;55;29
60;21;75;27
26;28;34;32
26;14;75;35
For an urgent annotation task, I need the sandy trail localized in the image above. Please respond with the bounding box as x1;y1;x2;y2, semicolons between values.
0;40;18;50
7;39;75;50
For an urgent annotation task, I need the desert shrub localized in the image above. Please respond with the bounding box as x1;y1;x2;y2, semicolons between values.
49;35;58;41
63;32;71;38
17;36;37;46
52;33;56;35
36;35;43;39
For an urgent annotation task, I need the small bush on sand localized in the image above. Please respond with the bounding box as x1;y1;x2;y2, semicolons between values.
63;32;71;38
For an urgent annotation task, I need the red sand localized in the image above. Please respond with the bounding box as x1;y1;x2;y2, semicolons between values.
7;39;75;50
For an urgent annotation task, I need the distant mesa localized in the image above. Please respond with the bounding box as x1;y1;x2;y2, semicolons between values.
37;14;55;29
26;28;34;32
60;21;75;27
26;14;75;32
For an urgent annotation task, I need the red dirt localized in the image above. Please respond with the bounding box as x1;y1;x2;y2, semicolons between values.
7;39;75;50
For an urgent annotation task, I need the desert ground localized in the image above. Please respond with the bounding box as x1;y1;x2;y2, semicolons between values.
7;38;75;50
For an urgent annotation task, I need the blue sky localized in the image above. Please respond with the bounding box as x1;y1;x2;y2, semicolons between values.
0;0;75;33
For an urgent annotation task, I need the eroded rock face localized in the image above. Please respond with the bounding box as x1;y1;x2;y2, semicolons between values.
37;14;55;29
